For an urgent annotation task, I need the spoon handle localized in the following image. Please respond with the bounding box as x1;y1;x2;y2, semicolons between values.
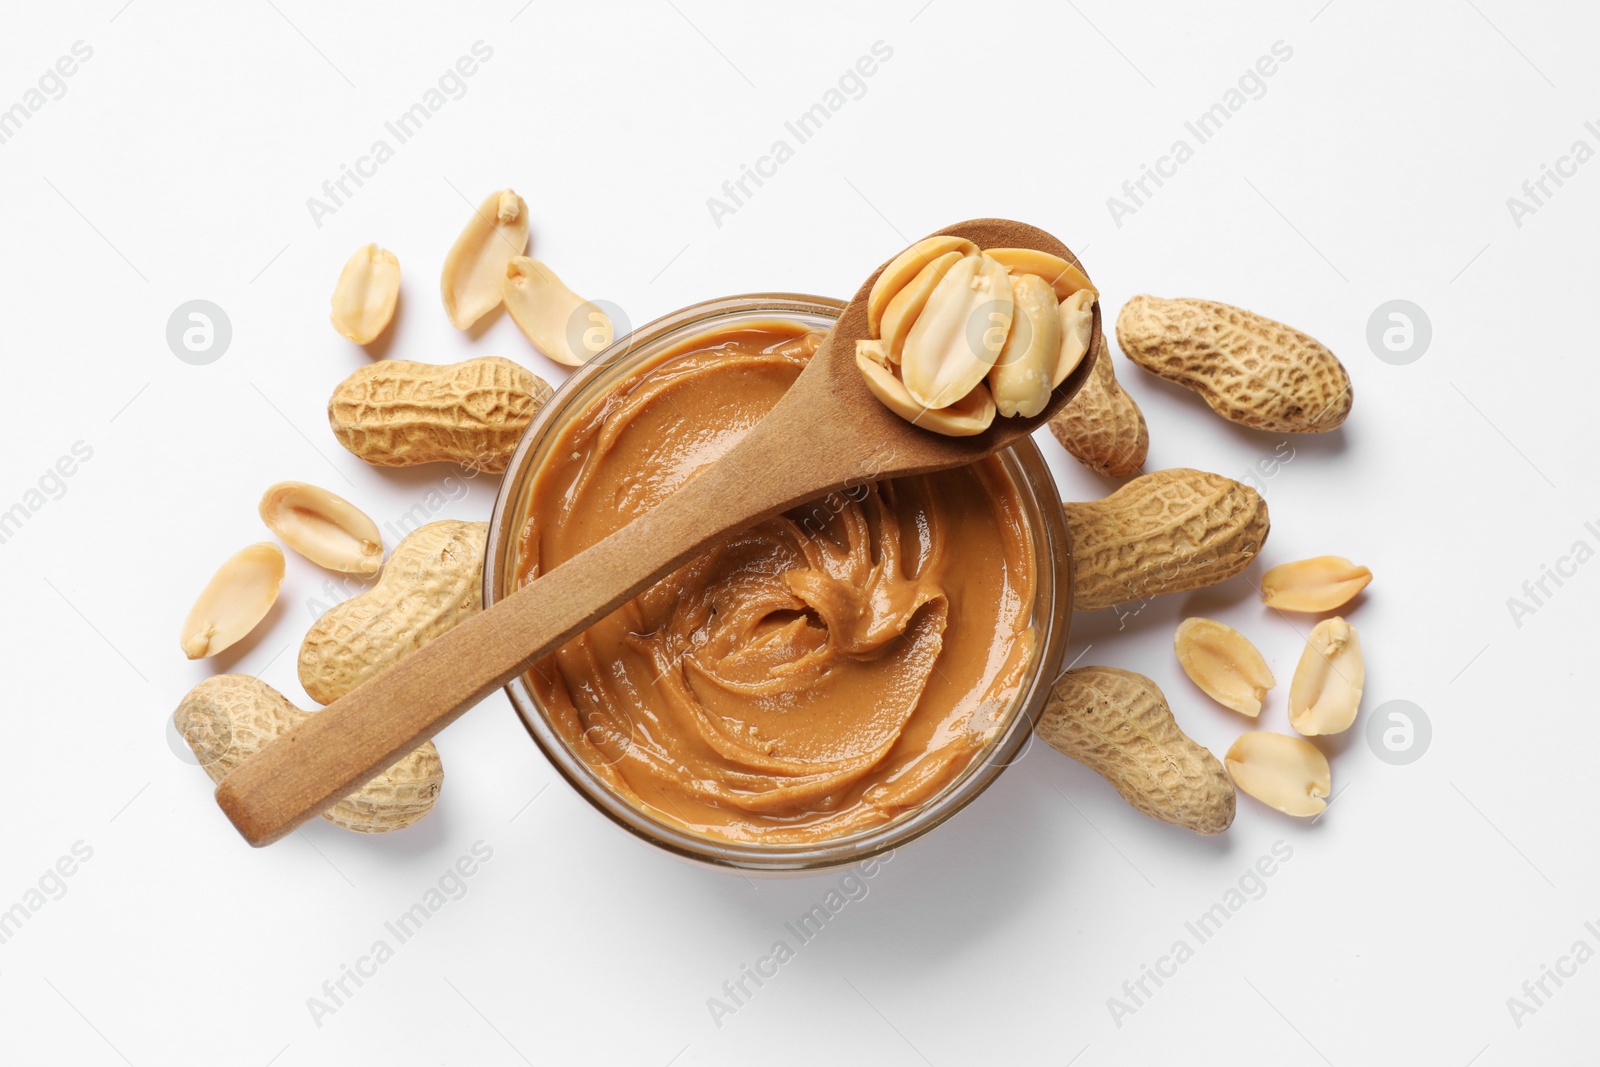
214;380;854;846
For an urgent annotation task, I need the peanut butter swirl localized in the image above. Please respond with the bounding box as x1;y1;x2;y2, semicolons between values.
515;322;1036;843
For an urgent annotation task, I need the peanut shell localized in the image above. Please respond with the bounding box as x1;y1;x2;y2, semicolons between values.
174;674;442;833
1063;468;1269;611
1048;336;1149;478
299;520;486;705
327;357;552;473
1116;295;1352;432
1037;666;1234;835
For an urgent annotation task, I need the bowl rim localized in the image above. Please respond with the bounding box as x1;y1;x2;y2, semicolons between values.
484;292;1074;872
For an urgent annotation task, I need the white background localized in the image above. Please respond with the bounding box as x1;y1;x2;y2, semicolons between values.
2;1;1596;1063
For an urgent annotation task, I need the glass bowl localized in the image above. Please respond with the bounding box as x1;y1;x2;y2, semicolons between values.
485;294;1073;872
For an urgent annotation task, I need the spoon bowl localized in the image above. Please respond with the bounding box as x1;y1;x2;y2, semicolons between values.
821;218;1101;472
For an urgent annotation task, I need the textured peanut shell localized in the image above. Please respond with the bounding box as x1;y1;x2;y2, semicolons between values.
174;674;442;833
1037;666;1234;835
299;520;486;705
1064;468;1269;611
327;357;552;473
1049;336;1149;478
1117;295;1352;433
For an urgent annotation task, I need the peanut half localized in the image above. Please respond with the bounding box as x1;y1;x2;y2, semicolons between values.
855;341;995;436
1117;296;1352;433
1064;468;1269;611
441;188;530;329
866;234;978;336
982;247;1097;301
1049;335;1149;478
327;357;553;473
180;543;285;660
503;256;613;366
987;272;1061;418
329;244;400;344
259;481;383;576
299;520;486;705
1174;617;1276;717
174;674;442;833
1055;289;1095;386
1288;617;1364;736
1037;666;1235;835
1225;731;1331;817
881;250;964;361
1262;556;1372;612
900;252;1014;409
856;238;1100;436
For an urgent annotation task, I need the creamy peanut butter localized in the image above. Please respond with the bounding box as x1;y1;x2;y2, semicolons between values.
514;321;1037;844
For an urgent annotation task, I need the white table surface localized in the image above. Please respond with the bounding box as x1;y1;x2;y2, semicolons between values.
3;1;1595;1063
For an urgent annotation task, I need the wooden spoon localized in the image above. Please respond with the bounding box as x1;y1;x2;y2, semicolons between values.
216;218;1100;845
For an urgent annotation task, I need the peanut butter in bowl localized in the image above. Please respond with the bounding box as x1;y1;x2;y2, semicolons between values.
491;295;1073;867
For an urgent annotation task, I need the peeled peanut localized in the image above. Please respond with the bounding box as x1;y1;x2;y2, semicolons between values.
881;250;963;361
1225;732;1331;817
258;481;383;576
299;521;486;705
1289;617;1364;736
1053;288;1095;387
855;340;995;437
1174;617;1276;718
441;188;529;329
1064;469;1270;611
180;543;284;660
866;235;978;335
1037;666;1234;835
987;272;1061;418
983;247;1097;301
1117;296;1352;432
329;244;400;344
900;253;1013;409
328;357;553;473
1262;556;1372;612
174;674;442;833
1049;336;1149;478
503;256;612;366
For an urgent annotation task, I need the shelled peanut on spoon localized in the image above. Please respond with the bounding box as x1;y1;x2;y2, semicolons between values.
854;237;1097;436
